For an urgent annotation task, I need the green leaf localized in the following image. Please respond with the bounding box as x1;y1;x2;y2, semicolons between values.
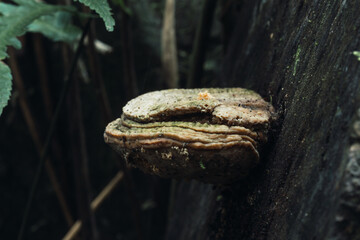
74;0;115;31
353;51;360;61
0;1;73;60
0;0;79;117
199;161;206;170
0;1;17;14
0;61;12;116
12;0;37;5
28;11;81;43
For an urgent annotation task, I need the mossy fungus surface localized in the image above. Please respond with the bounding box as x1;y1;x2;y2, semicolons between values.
104;88;276;184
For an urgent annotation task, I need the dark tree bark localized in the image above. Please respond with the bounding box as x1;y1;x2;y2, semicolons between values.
165;1;360;239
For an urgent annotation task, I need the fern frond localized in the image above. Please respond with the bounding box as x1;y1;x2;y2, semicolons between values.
28;12;81;43
0;62;12;116
0;0;77;116
74;0;115;31
0;1;73;59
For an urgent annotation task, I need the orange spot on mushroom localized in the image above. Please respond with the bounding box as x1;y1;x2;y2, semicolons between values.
197;90;213;100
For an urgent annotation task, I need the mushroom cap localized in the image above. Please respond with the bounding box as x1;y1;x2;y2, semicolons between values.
123;88;274;129
104;88;276;184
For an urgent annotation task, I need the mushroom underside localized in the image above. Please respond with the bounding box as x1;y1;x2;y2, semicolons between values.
106;140;259;184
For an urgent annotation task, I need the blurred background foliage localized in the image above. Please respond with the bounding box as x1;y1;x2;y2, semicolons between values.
0;0;234;239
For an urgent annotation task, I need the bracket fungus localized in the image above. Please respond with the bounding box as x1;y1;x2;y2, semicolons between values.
104;88;276;184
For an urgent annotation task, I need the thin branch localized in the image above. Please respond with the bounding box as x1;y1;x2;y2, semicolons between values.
17;20;91;240
86;7;144;240
120;0;138;99
161;0;178;88
187;0;218;88
71;71;98;240
87;23;113;121
33;33;54;118
62;171;124;240
8;48;74;226
120;165;144;240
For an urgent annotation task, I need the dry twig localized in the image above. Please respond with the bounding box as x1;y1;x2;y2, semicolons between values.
63;171;124;240
161;0;178;88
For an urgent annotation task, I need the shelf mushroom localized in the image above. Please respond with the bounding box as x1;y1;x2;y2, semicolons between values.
104;88;276;184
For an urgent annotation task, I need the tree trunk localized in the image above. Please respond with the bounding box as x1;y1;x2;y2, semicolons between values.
165;0;360;239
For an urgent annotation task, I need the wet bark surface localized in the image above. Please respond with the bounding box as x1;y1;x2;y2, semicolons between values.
165;0;360;239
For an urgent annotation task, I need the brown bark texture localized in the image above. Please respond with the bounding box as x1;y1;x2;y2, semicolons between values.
165;1;360;239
